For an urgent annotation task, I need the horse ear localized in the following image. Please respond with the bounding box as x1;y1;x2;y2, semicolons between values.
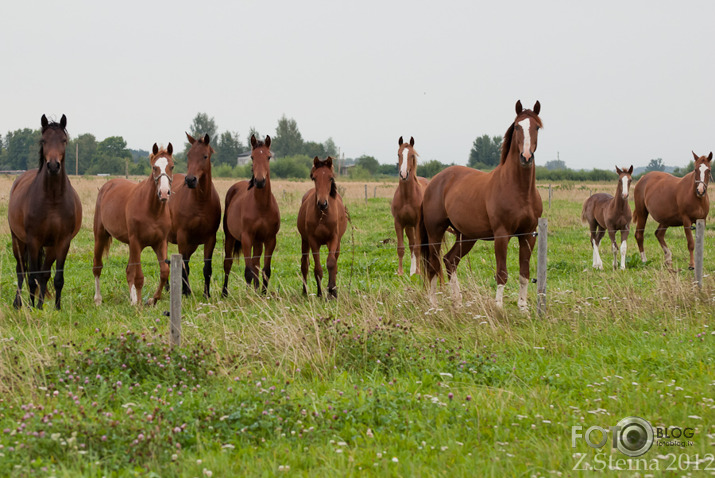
313;156;321;167
692;151;699;161
410;136;415;147
152;143;159;156
41;114;49;131
515;100;523;115
167;143;173;155
250;134;258;149
264;135;271;148
203;134;210;145
533;101;541;115
707;152;713;162
615;165;622;174
326;156;333;168
628;165;633;174
60;114;67;129
398;136;403;147
186;132;196;144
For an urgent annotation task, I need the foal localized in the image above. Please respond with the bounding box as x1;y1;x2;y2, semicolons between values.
222;135;280;295
298;156;347;298
633;151;711;269
391;136;429;276
93;144;174;305
581;166;633;270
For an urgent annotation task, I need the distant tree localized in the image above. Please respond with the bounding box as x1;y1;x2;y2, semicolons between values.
468;135;502;169
271;154;312;179
645;158;665;172
272;115;304;157
86;136;131;175
672;161;694;177
214;131;242;166
246;127;261;149
545;159;567;170
420;159;451;178
67;133;98;175
349;165;372;180
323;137;338;157
302;141;327;159
186;113;218;155
2;128;40;170
356;155;379;175
378;163;398;176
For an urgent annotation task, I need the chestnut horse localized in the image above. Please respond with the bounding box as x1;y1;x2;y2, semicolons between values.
297;156;347;298
222;135;280;295
391;136;430;276
419;100;543;310
93;144;174;305
168;133;221;297
8;114;82;309
581;166;633;270
633;151;712;269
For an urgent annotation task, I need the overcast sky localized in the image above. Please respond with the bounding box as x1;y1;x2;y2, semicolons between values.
2;1;713;170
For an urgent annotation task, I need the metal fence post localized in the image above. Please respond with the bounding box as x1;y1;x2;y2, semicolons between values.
170;254;182;346
695;219;705;289
537;218;548;316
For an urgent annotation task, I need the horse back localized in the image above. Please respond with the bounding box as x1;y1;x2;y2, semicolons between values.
94;178;138;243
636;171;706;225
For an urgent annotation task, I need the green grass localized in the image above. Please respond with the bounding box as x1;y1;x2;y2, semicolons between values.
0;188;714;477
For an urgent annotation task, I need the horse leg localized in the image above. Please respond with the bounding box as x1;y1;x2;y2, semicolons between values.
147;241;169;306
326;236;340;299
251;241;264;291
654;223;672;269
53;241;71;310
241;236;257;289
36;247;57;310
126;240;144;305
634;207;649;262
494;234;510;308
424;225;448;307
592;227;605;270
310;240;323;298
222;232;237;297
26;241;42;308
607;228;618;270
619;227;629;270
301;238;310;295
93;225;111;305
395;220;405;276
203;234;217;298
180;241;199;296
682;219;695;269
11;233;26;309
262;237;277;295
443;234;476;304
405;225;419;276
517;234;537;311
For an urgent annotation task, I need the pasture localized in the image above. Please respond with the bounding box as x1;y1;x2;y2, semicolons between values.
0;175;714;477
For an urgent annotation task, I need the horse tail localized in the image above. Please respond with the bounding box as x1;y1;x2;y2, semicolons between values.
580;200;589;225
101;237;113;258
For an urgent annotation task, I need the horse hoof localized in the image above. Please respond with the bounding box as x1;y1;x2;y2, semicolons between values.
145;298;156;307
688;266;695;271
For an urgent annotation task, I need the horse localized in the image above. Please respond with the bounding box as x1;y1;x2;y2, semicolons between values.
633;151;712;269
222;135;281;296
7;114;82;310
168;133;221;297
93;143;174;306
419;100;543;311
581;166;633;270
391;136;430;276
297;156;347;298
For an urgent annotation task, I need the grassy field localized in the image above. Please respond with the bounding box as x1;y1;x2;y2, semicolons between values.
0;175;714;477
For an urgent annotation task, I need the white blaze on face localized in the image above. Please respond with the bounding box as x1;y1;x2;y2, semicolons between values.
400;148;409;179
154;157;171;199
518;118;532;160
697;163;709;195
621;176;629;198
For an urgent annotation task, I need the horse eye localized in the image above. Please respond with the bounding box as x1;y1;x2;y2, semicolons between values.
204;155;208;160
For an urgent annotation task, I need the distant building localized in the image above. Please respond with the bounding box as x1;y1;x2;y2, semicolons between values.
236;151;251;166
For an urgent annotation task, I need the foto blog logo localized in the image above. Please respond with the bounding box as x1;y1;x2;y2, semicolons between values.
572;416;654;457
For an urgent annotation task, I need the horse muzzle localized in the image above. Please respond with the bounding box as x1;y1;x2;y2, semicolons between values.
318;200;329;211
185;175;198;189
158;190;171;202
519;153;534;168
399;170;410;181
47;160;61;175
255;178;267;189
696;183;707;198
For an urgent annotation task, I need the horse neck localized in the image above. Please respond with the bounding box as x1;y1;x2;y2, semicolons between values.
498;149;536;192
196;167;213;197
39;166;69;199
139;177;167;215
612;182;628;210
252;175;273;205
397;172;420;197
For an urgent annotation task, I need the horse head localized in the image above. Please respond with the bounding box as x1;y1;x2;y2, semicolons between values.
397;136;418;181
692;151;713;198
615;165;634;199
311;156;337;211
150;143;174;202
249;134;272;190
511;100;542;168
40;114;68;175
185;132;214;189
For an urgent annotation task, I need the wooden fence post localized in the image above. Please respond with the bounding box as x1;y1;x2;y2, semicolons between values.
170;254;182;346
374;186;377;198
695;219;705;289
364;184;368;205
548;184;552;208
537;218;548;316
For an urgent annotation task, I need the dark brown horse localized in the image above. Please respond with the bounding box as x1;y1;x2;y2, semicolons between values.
297;156;347;298
419;100;543;310
93;144;174;305
633;151;711;269
8;114;82;309
581;166;633;270
391;136;430;276
168;133;221;297
222;135;280;295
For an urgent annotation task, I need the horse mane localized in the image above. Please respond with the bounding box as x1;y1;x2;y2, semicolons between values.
499;111;543;165
38;121;68;171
